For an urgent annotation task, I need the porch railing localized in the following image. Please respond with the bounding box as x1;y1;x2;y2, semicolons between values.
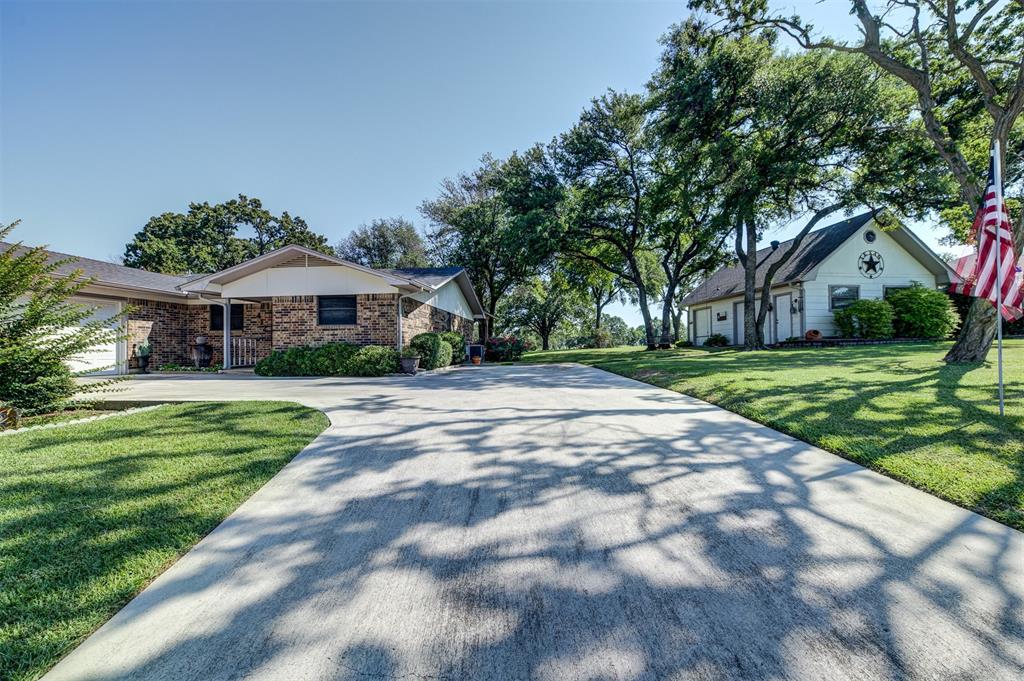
230;337;259;367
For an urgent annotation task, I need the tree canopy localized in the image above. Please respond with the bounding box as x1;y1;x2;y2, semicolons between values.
335;217;430;269
123;194;331;275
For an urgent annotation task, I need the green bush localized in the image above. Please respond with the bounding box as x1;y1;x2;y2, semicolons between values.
410;333;453;370
833;299;895;339
345;345;399;376
674;339;693;348
440;331;466;364
485;336;532;361
703;333;729;347
254;342;360;376
886;284;960;339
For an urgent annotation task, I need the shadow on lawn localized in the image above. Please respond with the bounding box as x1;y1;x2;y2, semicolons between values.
0;402;323;681
37;366;1024;680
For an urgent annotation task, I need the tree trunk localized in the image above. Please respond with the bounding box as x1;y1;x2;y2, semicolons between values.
741;219;761;350
945;298;998;362
595;301;605;331
671;305;682;342
541;333;550;351
659;281;677;348
635;286;658;350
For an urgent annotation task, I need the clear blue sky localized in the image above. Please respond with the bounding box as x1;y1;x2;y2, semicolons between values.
0;1;953;325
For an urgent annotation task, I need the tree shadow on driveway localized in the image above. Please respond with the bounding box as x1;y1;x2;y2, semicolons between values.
45;365;1024;680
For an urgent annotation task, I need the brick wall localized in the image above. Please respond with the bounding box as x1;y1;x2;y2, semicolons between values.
402;298;475;344
272;294;398;350
125;299;191;368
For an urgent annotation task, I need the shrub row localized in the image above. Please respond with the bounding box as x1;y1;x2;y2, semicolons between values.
254;343;398;377
833;284;959;340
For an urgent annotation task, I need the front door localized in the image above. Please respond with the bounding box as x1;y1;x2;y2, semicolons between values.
774;294;793;344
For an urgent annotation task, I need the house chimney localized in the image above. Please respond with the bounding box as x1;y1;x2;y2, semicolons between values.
770;240;780;250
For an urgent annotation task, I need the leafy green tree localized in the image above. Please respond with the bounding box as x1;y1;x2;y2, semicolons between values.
422;149;561;340
554;92;669;349
562;256;625;332
501;272;586;351
335;217;430;269
694;0;1024;361
123;194;330;274
655;21;941;349
0;222;123;415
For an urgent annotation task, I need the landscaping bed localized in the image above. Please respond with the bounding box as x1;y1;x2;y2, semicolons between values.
523;340;1024;531
0;401;328;681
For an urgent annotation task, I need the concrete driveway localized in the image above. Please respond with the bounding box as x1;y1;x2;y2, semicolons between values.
48;365;1023;680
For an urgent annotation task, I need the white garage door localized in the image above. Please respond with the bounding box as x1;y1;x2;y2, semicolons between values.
66;298;122;375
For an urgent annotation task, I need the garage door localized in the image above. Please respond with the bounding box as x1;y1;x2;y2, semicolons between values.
66;298;122;375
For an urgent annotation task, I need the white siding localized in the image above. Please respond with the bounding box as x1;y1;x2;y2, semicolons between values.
689;286;800;345
410;280;475;320
220;265;398;298
803;223;937;336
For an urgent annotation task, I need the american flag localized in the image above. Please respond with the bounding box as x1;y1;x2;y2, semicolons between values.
949;155;1024;321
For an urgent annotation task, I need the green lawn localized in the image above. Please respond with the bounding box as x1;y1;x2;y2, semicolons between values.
524;340;1024;531
0;402;328;681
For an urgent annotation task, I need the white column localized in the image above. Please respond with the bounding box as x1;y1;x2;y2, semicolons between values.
222;299;232;370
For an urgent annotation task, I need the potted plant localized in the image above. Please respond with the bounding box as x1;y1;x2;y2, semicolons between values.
136;342;152;374
399;347;420;374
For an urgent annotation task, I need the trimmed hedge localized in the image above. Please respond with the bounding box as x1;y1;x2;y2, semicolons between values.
833;299;894;339
410;333;453;370
441;332;466;364
254;342;397;377
346;345;400;376
887;284;960;339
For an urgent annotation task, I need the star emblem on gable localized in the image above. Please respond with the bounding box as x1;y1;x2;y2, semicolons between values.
858;251;884;278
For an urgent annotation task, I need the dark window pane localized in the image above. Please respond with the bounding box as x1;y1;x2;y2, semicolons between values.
829;286;859;310
210;304;245;331
318;296;357;325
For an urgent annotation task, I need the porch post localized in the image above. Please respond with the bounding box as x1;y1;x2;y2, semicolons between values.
221;299;231;370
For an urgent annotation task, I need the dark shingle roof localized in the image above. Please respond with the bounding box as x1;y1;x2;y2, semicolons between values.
680;211;876;307
0;241;192;294
385;266;465;287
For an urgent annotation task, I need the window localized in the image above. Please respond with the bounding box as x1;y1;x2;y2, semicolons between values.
829;285;859;310
210;304;244;331
318;295;357;325
883;285;910;300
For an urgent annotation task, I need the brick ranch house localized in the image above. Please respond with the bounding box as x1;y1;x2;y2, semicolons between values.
4;242;486;373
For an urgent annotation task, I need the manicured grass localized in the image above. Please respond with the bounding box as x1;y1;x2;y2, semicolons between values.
524;340;1024;530
0;402;328;681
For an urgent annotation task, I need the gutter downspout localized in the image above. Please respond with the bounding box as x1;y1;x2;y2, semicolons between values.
396;288;431;350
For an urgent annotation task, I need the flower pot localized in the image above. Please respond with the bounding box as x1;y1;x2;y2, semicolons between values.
804;329;822;341
400;356;420;374
471;356;482;365
138;354;151;374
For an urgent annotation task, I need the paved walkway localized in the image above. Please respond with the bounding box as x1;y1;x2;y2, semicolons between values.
48;365;1023;680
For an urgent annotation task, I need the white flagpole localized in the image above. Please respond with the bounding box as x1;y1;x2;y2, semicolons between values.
993;141;1005;416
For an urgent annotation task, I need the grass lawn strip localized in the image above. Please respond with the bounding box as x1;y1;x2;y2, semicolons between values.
0;401;329;681
524;340;1023;531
